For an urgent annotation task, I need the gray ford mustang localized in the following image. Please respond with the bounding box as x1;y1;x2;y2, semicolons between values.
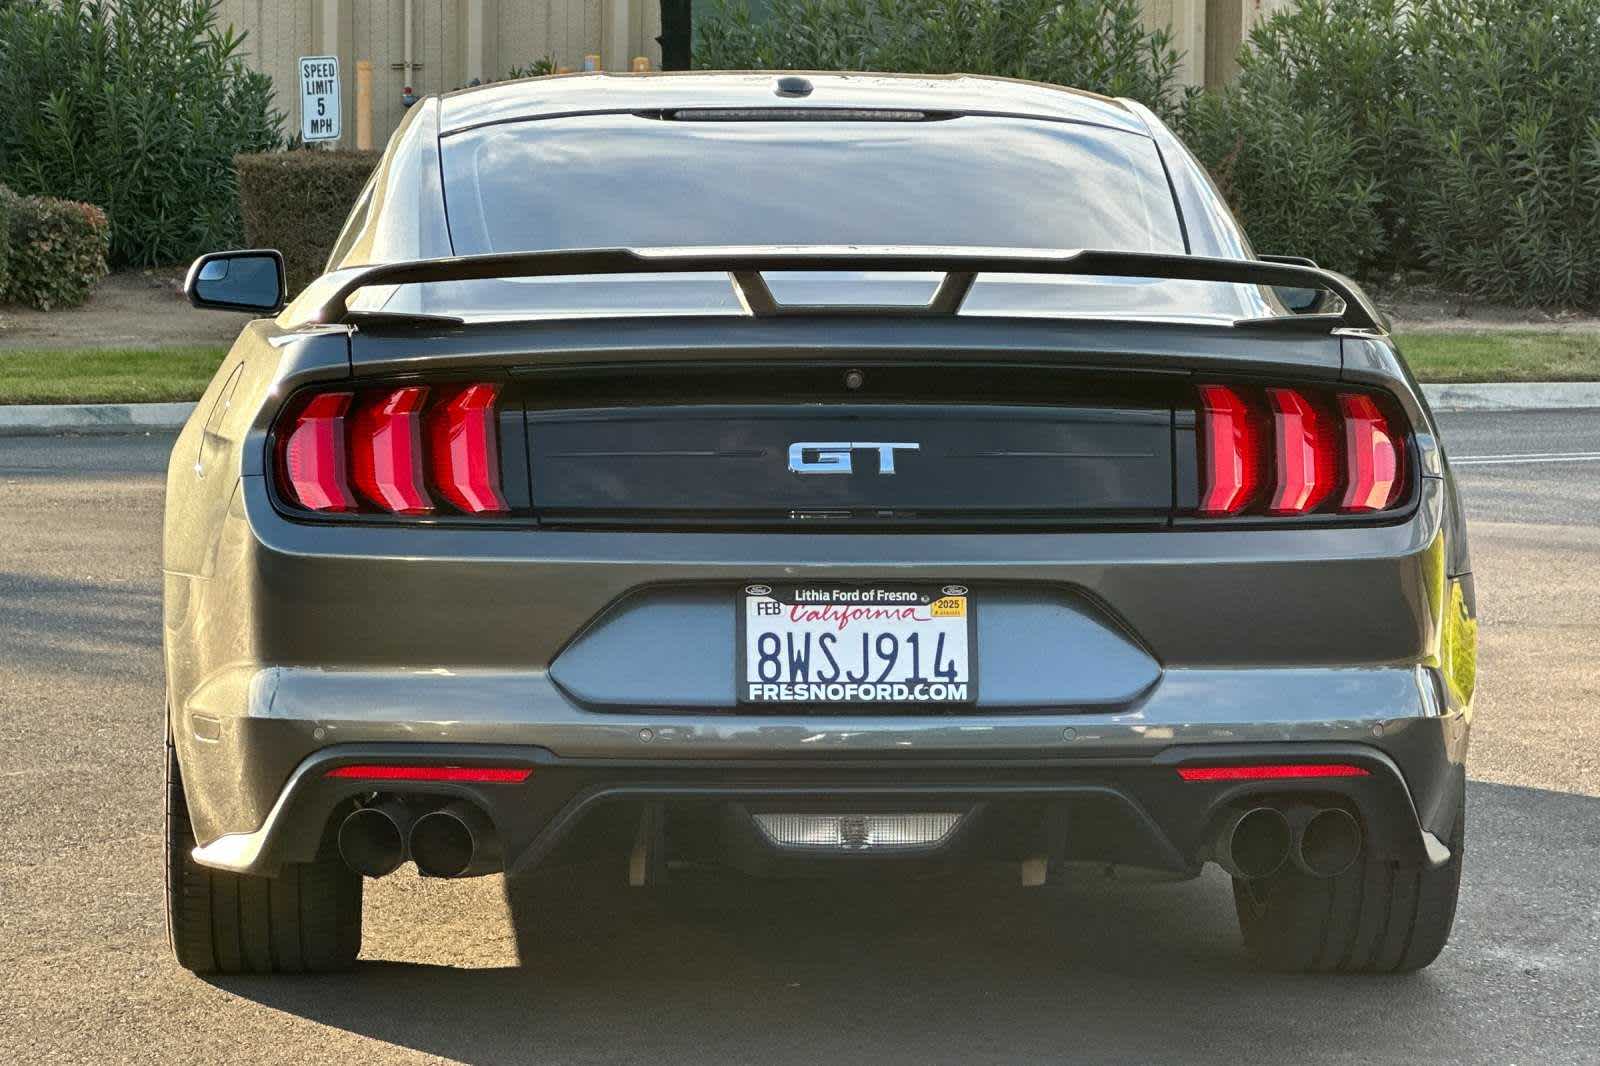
164;72;1476;975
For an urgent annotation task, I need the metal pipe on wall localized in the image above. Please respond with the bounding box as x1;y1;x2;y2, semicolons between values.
403;0;415;81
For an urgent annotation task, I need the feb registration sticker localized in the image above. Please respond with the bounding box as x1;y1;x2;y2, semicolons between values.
738;584;975;705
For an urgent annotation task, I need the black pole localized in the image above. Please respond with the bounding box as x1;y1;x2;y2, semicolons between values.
658;0;692;70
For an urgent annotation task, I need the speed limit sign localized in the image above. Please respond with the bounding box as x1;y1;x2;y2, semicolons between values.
299;55;341;142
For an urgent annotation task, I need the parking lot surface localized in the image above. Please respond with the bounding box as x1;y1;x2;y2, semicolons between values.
2;409;1597;1064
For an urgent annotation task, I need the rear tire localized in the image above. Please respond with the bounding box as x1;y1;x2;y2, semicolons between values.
165;721;362;974
1232;801;1463;973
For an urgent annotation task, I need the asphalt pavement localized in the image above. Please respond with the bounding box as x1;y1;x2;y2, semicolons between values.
2;410;1598;1065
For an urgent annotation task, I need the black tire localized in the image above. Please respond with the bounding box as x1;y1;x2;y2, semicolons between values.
165;722;362;974
1232;801;1464;974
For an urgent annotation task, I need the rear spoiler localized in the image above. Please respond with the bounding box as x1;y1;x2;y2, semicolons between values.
286;246;1386;333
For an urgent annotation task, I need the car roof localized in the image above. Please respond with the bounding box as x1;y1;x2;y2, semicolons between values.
438;71;1150;137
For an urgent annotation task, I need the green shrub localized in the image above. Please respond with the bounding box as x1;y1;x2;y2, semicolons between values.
1190;0;1600;304
0;185;15;298
1196;0;1411;264
1182;74;1382;276
1402;0;1600;305
0;192;112;310
235;151;381;294
507;56;557;79
0;0;283;267
693;0;1190;120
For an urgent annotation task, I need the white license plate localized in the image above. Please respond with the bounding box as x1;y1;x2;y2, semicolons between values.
739;584;975;704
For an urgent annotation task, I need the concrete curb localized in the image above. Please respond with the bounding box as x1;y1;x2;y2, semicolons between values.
0;401;196;436
0;384;1595;436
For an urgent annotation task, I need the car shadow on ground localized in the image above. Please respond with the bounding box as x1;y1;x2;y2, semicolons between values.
210;780;1599;1065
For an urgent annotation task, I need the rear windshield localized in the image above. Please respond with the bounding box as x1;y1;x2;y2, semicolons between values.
440;113;1186;255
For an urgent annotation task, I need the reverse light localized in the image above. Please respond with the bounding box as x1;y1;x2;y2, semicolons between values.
281;392;356;512
1338;392;1403;512
1177;763;1371;782
325;764;533;783
427;384;508;514
1196;384;1263;516
349;386;431;514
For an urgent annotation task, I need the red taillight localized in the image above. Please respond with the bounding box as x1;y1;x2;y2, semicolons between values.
1265;388;1337;515
1194;384;1405;518
1338;392;1403;512
1176;763;1371;782
427;383;508;514
325;764;533;783
281;392;356;512
1196;384;1263;516
276;381;508;517
349;386;432;514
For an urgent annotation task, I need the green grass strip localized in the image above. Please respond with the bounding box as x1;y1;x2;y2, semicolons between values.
0;346;230;404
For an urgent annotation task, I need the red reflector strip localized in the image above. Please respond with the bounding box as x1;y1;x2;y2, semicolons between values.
1265;387;1336;515
350;386;433;514
282;391;356;512
1196;384;1262;516
1177;763;1371;782
325;764;533;783
1339;393;1402;512
427;383;508;514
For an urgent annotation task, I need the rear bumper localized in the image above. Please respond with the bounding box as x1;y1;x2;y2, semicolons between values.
170;475;1472;872
190;735;1464;880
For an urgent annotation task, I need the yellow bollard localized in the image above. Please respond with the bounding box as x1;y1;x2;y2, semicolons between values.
355;60;373;151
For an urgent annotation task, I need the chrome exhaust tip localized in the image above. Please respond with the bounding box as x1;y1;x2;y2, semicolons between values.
337;800;411;877
408;800;500;878
1213;806;1291;880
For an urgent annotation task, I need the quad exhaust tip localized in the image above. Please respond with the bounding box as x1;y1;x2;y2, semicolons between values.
337;800;412;878
1213;804;1364;881
1214;806;1291;880
408;799;501;878
1291;806;1363;878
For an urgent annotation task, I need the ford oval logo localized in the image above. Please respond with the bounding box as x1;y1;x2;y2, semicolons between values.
942;584;969;596
746;584;773;596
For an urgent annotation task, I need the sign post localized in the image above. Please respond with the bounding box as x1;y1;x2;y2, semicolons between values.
299;55;342;143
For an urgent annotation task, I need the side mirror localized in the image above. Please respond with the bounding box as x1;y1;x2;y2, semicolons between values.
185;250;287;314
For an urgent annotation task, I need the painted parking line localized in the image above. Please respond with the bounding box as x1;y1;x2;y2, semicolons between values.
1452;452;1600;466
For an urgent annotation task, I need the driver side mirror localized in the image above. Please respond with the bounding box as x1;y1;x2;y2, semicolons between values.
185;250;287;314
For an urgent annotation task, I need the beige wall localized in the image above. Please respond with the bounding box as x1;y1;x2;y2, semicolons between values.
1143;0;1295;90
219;0;1280;147
219;0;662;147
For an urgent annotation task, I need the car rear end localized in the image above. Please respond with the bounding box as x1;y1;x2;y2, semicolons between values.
162;74;1475;975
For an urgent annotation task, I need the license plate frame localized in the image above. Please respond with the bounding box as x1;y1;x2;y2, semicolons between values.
736;583;977;706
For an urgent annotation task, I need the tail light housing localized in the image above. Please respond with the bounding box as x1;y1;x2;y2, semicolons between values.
276;382;510;516
1195;384;1406;518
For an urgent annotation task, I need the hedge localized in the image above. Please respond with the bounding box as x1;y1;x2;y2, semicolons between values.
0;185;14;298
0;187;111;310
0;0;283;267
693;0;1190;121
235;151;381;295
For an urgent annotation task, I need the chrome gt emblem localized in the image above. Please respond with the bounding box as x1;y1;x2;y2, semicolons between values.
787;441;919;475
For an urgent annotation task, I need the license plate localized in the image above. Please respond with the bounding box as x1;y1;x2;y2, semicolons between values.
738;584;975;705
